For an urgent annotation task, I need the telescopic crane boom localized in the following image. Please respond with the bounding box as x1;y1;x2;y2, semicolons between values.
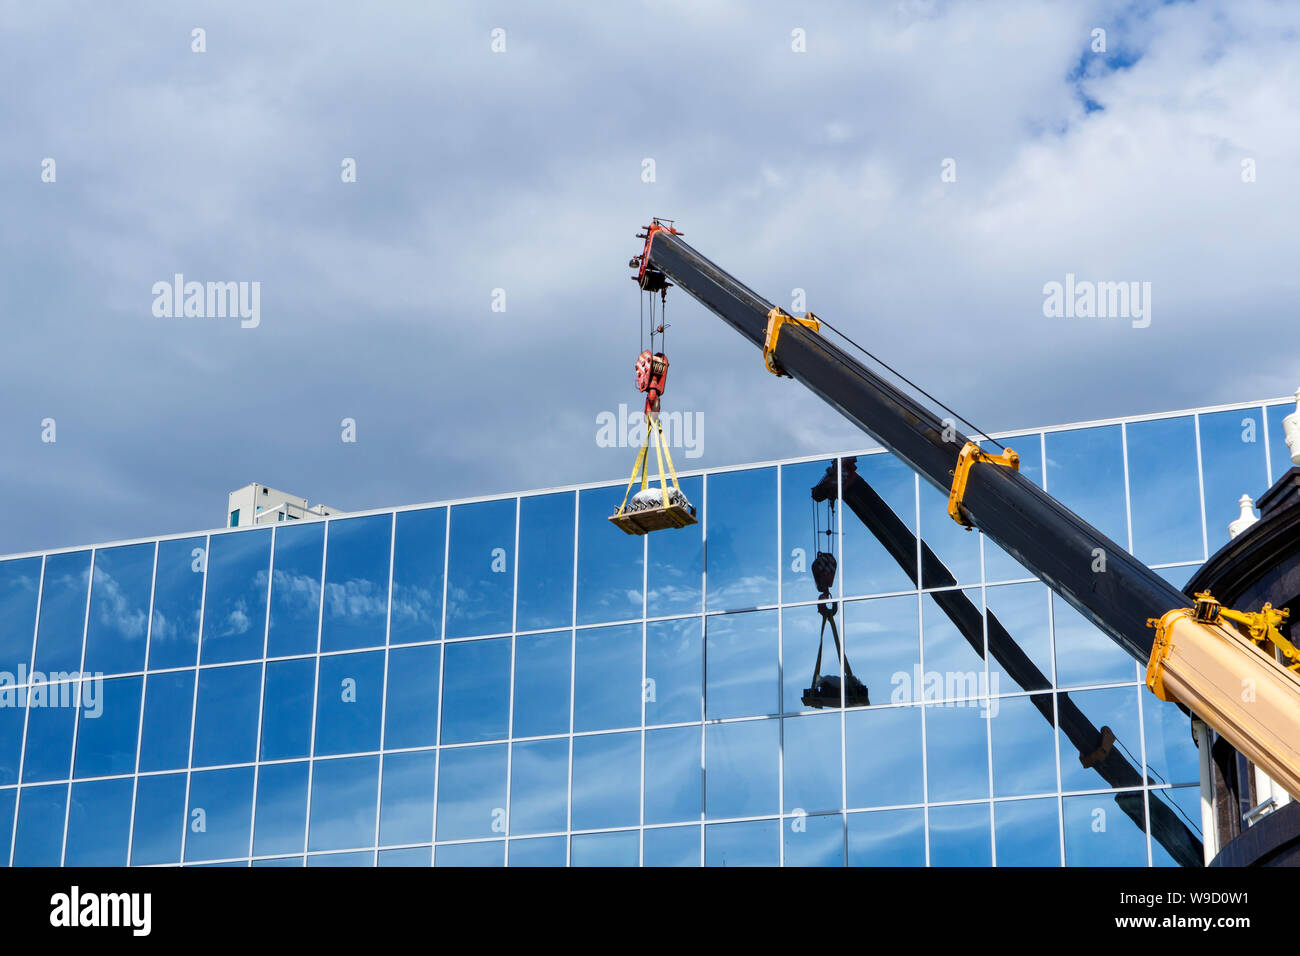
630;219;1300;796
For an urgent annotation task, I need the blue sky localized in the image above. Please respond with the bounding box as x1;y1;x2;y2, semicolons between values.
2;0;1298;554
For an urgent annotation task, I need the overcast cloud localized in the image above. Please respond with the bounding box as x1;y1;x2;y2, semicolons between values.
2;0;1298;554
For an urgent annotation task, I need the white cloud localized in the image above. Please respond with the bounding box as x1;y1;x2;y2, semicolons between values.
2;0;1298;552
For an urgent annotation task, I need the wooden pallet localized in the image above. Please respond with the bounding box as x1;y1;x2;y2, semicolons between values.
609;502;698;536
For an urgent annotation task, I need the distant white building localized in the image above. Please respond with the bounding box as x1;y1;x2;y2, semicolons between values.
226;482;344;527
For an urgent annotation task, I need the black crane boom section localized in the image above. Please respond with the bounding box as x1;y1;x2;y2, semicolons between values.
642;227;1187;666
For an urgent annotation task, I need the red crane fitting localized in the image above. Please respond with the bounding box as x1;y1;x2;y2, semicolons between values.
635;349;669;417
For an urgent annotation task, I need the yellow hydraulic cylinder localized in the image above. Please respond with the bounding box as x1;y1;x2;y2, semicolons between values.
1147;608;1300;798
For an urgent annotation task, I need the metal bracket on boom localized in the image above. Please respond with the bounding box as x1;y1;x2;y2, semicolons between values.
947;441;1019;528
763;307;820;377
1190;592;1299;672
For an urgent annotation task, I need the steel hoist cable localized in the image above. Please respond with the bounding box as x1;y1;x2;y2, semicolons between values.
815;314;1006;451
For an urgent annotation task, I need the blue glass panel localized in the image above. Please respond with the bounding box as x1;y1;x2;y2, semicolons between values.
0;557;41;672
705;610;778;720
1199;408;1269;549
845;704;923;808
253;760;309;857
784;812;843;867
1142;690;1200;787
516;493;575;632
193;663;260;767
1053;593;1137;688
982;582;1052;694
1063;790;1148;866
185;766;254;862
314;650;384;756
705;818;778;867
1157;565;1197;589
446;500;515;638
509;737;569;835
920;591;987;696
645;617;701;725
1058;685;1142;793
928;802;991;866
572;731;639;830
847;808;925;866
0;789;15;865
782;606;841;715
200;530;270;665
842;454;917;599
0;688;22;785
1267;401;1296;484
574;623;641;732
383;643;440;750
84;543;153;676
844;595;921;706
33;551;90;676
780;459;836;606
924;703;991;803
13;783;67;865
379;750;436;846
22;683;76;782
436;743;506;841
441;638;510;744
919;482;981;589
308;850;372;866
512;630;571;738
149;537;205;670
321;515;391;652
981;434;1044;583
379;846;430;867
705;718;778;819
988;692;1057;798
435;840;503;866
73;675;141;778
994;796;1060;866
267;521;323;657
1149;786;1203;868
139;669;195;773
308;755;379;852
260;657;314;761
507;836;565;867
576;486;642;626
1127;416;1203;564
253;855;304;866
131;773;186;865
646;475;703;617
390;507;445;645
706;467;777;611
643;825;700;866
783;712;842;814
644;725;701;825
571;829;638;866
1044;425;1128;549
64;777;132;865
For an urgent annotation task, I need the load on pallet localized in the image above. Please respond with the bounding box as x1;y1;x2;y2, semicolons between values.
609;229;697;535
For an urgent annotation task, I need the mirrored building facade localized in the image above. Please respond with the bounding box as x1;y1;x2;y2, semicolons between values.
0;396;1292;867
